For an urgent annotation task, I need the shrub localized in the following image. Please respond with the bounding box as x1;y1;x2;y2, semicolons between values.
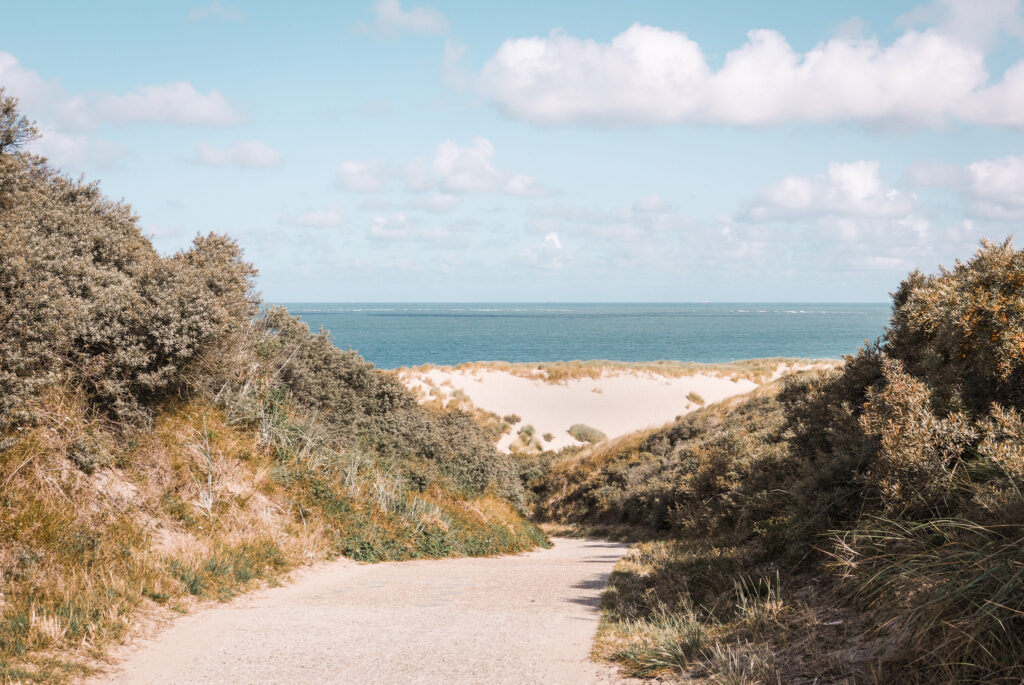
685;391;704;406
0;117;257;424
568;424;607;444
502;414;521;425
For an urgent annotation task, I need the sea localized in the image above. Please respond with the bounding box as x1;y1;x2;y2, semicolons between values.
277;303;892;370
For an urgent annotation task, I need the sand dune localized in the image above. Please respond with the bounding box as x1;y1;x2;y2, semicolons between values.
399;365;770;451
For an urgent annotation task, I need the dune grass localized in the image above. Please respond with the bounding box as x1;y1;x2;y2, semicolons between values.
395;358;838;385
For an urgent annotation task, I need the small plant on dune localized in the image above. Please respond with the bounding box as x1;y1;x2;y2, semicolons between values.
542;432;554;442
568;424;607;444
502;414;521;425
611;606;708;677
686;391;705;406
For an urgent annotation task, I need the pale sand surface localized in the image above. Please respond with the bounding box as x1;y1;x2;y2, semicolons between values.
93;538;631;685
402;367;760;451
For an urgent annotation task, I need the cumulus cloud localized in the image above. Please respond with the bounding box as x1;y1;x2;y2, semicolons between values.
0;52;244;129
520;232;565;269
748;161;915;220
965;155;1024;217
193;140;282;168
280;206;346;228
97;82;243;126
370;212;413;240
897;0;1024;47
337;160;388;192
33;126;126;168
423;138;553;196
477;12;1024;128
904;154;1024;218
359;0;448;36
633;192;672;213
433;137;502;192
187;1;245;22
506;174;553;197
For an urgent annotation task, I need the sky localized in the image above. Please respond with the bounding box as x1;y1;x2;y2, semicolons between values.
3;0;1024;302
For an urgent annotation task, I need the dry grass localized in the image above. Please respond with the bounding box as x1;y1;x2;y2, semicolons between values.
393;358;839;385
0;388;547;682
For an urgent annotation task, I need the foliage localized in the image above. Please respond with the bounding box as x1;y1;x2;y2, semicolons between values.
536;239;1024;682
567;423;607;444
0;95;541;681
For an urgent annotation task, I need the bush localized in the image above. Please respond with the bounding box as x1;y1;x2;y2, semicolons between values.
0;122;257;424
568;424;607;444
536;240;1024;681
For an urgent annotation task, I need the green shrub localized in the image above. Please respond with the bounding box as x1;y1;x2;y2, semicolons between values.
537;240;1024;681
568;424;607;444
0;99;257;425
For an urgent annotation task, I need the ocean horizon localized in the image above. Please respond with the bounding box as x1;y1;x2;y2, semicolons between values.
280;302;892;369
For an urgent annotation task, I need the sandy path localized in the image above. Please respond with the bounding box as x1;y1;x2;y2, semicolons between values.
97;538;630;684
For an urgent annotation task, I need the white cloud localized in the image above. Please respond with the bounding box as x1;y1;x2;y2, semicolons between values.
433;137;502;192
370;212;414;240
0;53;244;129
748;161;915;220
633;192;672;213
337;160;388;192
505;174;552;197
187;1;245;22
965;155;1024;217
98;82;243;126
280;206;346;228
33;126;126;168
904;153;1024;218
361;0;448;36
0;52;56;108
193;140;282;168
961;61;1024;126
520;232;565;269
477;18;1024;127
897;0;1024;48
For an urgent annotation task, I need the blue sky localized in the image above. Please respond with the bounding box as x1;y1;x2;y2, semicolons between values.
3;0;1024;301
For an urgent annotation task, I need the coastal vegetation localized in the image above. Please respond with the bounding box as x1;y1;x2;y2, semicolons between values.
0;92;544;682
532;239;1024;682
396;358;836;385
567;423;607;444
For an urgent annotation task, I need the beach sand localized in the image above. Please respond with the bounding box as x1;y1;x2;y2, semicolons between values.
399;365;776;451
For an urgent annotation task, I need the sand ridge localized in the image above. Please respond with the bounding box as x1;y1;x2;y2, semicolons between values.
401;366;762;451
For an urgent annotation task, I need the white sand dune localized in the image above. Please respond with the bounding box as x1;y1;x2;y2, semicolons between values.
400;366;762;451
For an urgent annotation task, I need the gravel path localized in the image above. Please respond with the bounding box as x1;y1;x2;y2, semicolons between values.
98;538;630;684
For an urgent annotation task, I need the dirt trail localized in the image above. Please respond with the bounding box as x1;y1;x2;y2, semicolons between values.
95;538;630;684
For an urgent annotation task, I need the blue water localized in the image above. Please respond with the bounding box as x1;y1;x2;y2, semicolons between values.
278;303;892;370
